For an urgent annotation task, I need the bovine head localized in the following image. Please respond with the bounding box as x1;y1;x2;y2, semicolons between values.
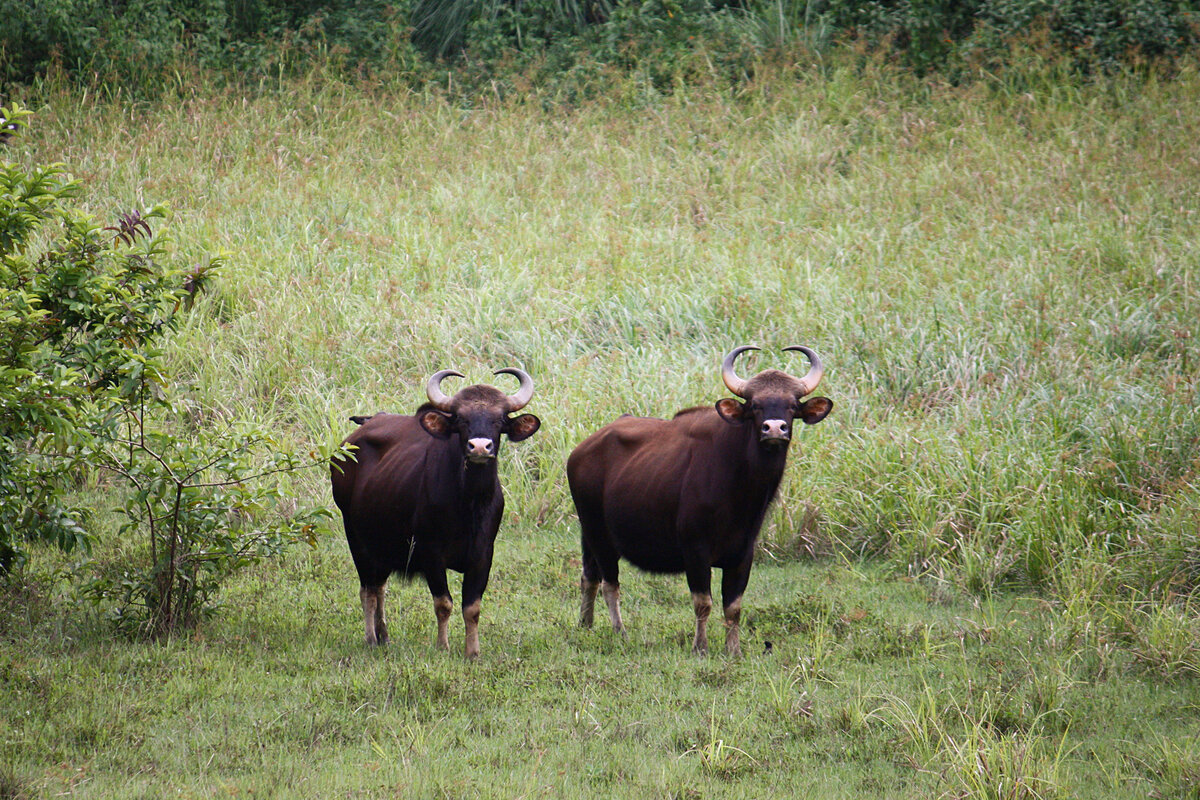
417;368;541;463
714;345;833;447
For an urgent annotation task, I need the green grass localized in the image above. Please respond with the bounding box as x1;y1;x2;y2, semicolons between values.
3;61;1200;796
5;554;1198;797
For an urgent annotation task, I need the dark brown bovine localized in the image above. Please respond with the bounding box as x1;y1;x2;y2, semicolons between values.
566;346;832;656
331;368;540;659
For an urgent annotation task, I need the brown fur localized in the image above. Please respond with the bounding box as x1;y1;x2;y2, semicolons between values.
332;382;540;659
568;367;832;656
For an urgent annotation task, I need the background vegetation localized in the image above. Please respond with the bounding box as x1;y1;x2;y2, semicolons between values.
2;0;1198;96
2;3;1200;797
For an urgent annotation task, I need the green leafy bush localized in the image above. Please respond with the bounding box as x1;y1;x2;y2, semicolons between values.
0;102;179;571
0;105;346;638
82;408;334;638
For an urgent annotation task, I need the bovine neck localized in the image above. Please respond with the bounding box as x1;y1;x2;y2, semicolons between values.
429;435;501;504
445;453;501;536
458;457;500;498
716;417;790;505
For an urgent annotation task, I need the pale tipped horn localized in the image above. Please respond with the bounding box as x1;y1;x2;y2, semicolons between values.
721;345;759;398
425;369;464;411
494;367;534;412
782;345;825;395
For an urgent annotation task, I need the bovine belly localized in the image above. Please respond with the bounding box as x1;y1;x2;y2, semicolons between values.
600;495;751;574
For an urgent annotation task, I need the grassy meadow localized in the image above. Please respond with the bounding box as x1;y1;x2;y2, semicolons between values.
3;61;1200;797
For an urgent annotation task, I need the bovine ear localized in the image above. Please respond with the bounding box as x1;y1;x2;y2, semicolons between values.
715;398;746;424
418;409;454;439
505;413;541;442
798;396;833;425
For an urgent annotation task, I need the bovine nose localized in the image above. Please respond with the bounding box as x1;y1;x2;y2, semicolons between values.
466;437;496;459
761;419;789;440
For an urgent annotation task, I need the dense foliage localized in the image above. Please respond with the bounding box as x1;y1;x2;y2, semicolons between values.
0;106;344;637
0;0;405;88
0;102;181;571
816;0;1200;73
1;0;1197;94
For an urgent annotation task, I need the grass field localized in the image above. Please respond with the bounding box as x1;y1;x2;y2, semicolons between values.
3;61;1200;797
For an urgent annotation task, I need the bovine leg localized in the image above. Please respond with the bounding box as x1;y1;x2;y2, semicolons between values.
576;509;624;637
580;575;600;628
721;551;755;657
577;514;607;629
347;521;387;646
595;547;624;635
360;585;385;645
691;592;713;655
433;595;453;651
684;560;713;655
462;600;482;661
374;584;389;645
601;579;625;636
579;538;603;628
723;596;743;656
461;553;493;661
426;569;453;652
591;542;625;636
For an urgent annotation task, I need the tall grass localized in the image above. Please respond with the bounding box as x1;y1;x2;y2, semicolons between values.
17;56;1199;593
2;60;1198;796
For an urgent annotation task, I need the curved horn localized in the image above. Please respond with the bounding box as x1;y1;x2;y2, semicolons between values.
425;369;464;412
494;367;534;412
721;345;759;398
782;345;825;395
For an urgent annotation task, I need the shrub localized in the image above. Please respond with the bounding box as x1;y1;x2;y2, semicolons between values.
82;406;336;638
0;105;348;637
0;101;174;572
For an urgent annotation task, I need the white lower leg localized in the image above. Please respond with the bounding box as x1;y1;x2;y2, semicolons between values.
374;585;388;644
360;587;380;645
463;600;482;660
723;597;742;656
580;576;600;628
601;581;625;634
692;591;713;655
433;595;452;651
